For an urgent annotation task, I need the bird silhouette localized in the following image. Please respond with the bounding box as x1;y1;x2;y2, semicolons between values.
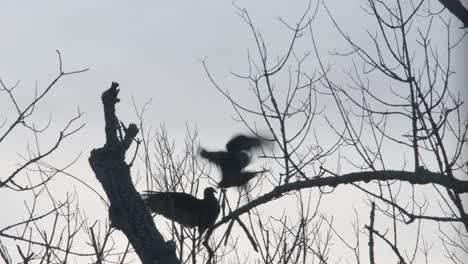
200;134;267;188
142;187;220;234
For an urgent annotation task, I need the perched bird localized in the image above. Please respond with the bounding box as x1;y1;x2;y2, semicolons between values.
200;134;267;188
142;187;220;234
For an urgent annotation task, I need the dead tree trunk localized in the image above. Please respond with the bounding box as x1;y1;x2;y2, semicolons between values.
88;82;179;264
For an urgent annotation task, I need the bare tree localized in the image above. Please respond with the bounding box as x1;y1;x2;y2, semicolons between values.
198;0;467;263
86;0;467;263
0;52;138;264
0;52;90;262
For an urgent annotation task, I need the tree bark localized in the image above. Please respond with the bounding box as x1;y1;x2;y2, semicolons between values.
439;0;468;28
89;82;179;264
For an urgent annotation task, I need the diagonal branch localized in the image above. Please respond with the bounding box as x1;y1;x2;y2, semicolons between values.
213;169;468;229
438;0;468;28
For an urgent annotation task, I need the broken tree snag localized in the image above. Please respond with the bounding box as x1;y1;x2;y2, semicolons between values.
89;82;180;264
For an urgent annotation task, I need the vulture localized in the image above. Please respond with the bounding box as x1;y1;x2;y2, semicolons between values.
200;134;267;188
142;187;220;234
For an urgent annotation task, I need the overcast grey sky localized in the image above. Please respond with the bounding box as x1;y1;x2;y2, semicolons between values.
0;0;354;190
1;0;467;263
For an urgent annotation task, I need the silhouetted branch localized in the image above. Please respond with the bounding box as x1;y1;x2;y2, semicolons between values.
438;0;468;28
213;169;468;228
368;203;375;264
236;217;258;252
0;52;87;190
365;225;407;264
0;110;83;189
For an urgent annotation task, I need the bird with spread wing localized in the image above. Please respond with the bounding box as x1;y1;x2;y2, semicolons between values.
199;134;268;189
142;187;220;235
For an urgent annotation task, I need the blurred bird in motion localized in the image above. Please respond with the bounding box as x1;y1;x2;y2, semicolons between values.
199;134;268;189
142;187;220;235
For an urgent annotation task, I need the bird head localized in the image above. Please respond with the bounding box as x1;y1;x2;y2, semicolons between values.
226;134;262;152
204;187;217;199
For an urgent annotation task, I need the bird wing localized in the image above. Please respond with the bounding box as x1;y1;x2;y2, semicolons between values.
199;149;228;167
201;150;250;169
142;191;203;228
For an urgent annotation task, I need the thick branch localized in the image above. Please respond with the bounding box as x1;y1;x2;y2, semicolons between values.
213;169;468;228
438;0;468;28
89;82;179;264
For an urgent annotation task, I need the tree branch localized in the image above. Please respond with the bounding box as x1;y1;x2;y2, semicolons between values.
438;0;468;28
213;169;468;228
